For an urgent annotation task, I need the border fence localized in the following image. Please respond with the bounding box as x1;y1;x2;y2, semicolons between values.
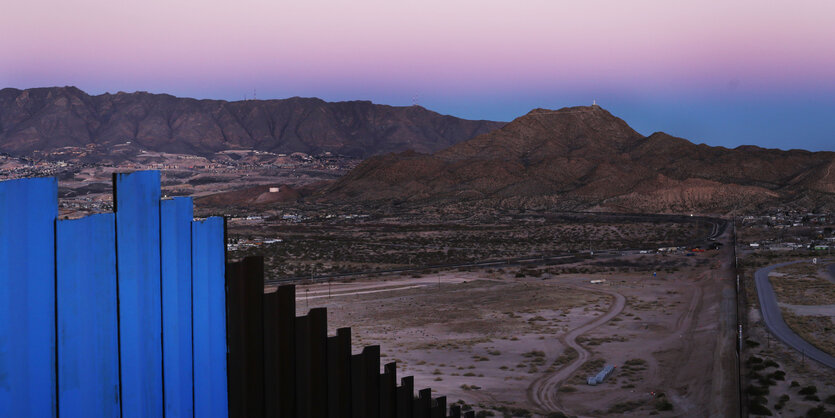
0;170;474;418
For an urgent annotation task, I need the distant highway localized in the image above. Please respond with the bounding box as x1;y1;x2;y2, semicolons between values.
754;261;835;369
265;253;583;285
263;218;727;285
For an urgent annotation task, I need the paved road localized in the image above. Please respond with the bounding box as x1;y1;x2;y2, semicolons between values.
754;260;835;369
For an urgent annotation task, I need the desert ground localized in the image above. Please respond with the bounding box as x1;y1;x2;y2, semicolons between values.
282;241;737;417
738;254;835;417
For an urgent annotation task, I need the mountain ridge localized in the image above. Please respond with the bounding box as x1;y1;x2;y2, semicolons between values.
319;106;835;213
0;86;505;158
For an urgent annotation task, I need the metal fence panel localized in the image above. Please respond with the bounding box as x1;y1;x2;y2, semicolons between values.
0;177;57;418
113;171;164;417
161;197;195;418
192;217;228;418
56;214;120;418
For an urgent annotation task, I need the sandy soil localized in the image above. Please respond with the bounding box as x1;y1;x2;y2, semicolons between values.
744;306;835;417
780;303;835;316
289;246;735;417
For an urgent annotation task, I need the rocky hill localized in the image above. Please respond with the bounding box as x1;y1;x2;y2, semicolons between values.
0;87;504;158
319;106;835;213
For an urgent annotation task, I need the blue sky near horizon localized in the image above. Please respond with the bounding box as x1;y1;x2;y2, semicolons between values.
2;0;833;152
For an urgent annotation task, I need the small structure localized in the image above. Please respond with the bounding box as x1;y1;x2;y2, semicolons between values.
587;364;616;386
269;187;280;193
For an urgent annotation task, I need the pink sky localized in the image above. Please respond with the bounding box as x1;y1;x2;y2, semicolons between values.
4;0;834;91
2;0;834;150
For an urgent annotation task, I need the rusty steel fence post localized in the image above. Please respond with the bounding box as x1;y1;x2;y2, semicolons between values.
328;327;352;418
396;376;414;418
226;256;265;417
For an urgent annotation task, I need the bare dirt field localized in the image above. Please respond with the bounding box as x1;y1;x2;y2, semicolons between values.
740;255;835;417
768;263;835;358
742;306;835;417
289;247;734;417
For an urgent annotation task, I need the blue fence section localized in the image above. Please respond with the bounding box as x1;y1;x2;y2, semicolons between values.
0;171;475;418
56;214;121;418
113;171;164;418
161;197;195;418
192;217;228;418
0;171;229;417
0;177;57;418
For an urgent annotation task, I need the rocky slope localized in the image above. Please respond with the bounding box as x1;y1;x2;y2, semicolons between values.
0;87;504;158
319;106;835;213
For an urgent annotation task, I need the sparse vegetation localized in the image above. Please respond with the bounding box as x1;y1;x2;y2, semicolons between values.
608;400;645;413
781;311;835;356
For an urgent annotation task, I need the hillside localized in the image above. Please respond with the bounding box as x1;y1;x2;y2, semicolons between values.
319;106;835;213
0;87;504;158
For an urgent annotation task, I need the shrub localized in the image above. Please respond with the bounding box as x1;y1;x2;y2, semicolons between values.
769;370;786;381
800;386;819;395
748;402;772;416
655;399;674;411
747;385;769;396
608;400;645;413
805;406;832;418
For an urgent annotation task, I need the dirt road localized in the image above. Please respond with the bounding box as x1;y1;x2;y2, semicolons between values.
527;284;626;414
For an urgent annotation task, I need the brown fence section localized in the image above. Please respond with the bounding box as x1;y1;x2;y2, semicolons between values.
226;256;476;418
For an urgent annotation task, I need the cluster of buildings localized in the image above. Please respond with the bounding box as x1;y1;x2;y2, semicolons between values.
0;154;86;180
740;211;831;228
225;237;282;251
741;210;834;252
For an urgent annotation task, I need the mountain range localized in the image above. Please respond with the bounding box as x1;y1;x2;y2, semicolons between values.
319;106;835;213
0;87;504;158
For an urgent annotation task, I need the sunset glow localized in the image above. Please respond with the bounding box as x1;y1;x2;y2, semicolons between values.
3;0;834;150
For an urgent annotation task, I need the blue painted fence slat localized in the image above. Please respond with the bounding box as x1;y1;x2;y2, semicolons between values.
56;214;121;418
192;217;228;418
114;171;164;418
0;177;57;418
161;197;195;418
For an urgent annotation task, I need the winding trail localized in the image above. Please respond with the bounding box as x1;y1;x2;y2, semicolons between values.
526;283;626;414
